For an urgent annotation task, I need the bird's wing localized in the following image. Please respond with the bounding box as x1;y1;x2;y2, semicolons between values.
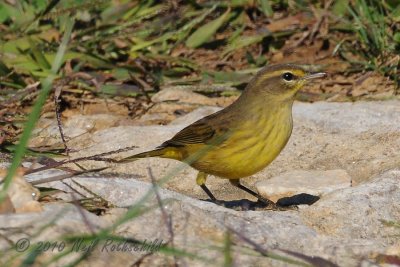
160;120;217;147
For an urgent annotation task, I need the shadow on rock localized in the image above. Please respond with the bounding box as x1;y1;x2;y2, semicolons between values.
201;198;268;211
277;193;320;206
202;193;320;211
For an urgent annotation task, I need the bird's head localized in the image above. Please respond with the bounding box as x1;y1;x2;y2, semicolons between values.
247;64;326;101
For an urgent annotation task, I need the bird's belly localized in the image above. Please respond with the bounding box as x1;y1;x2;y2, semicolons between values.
191;123;292;179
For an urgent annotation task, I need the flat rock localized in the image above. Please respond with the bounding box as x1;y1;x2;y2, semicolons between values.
255;169;352;202
0;203;112;266
25;101;400;202
15;169;400;266
169;106;221;125
0;168;41;213
64;114;124;132
300;169;400;239
151;87;213;105
44;101;400;203
29;114;123;148
293;100;400;133
13;100;400;266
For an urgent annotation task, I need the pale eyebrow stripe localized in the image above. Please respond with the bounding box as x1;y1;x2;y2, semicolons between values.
260;69;305;80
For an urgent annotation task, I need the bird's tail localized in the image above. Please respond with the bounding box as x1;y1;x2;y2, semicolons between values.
119;147;182;163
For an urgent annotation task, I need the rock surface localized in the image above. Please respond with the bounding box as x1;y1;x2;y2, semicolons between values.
38;100;400;202
7;169;400;266
0;168;41;213
2;100;400;266
151;87;214;104
255;169;352;202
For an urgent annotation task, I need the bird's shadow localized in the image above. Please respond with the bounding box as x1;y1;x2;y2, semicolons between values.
202;193;320;211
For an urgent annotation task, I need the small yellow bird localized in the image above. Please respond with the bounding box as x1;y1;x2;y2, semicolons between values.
122;64;326;209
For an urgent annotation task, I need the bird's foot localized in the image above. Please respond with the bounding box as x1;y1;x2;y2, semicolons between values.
201;199;258;210
202;198;297;211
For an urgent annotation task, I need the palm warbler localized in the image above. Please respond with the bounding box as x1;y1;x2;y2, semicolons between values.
122;64;326;209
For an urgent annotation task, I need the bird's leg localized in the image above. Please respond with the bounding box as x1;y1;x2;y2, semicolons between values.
229;179;296;210
196;172;218;202
229;179;275;206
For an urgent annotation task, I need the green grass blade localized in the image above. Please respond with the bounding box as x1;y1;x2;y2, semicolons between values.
186;8;231;48
332;0;349;16
223;232;233;267
259;0;274;17
0;18;74;202
28;38;51;70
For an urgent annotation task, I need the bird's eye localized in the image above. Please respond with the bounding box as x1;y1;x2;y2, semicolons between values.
282;72;294;81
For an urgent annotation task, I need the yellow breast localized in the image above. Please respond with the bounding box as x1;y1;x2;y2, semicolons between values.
190;106;293;179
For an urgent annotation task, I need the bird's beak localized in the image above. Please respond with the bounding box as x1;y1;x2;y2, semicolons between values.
303;72;327;80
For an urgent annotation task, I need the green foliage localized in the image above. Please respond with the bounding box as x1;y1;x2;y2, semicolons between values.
332;0;349;16
223;232;233;267
1;0;397;98
0;17;74;202
259;0;274;17
335;0;399;81
186;7;231;48
0;0;291;95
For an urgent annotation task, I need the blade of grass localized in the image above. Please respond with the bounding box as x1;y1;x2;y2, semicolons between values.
130;4;217;52
223;33;270;56
186;7;231;48
332;0;349;16
0;60;26;86
0;18;74;202
28;38;51;70
223;231;233;267
259;0;274;17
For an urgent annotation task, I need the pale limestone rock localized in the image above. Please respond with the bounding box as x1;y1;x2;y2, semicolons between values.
21;169;400;267
25;101;400;205
169;106;221;125
300;169;400;239
29;114;124;148
65;114;123;132
11;100;400;266
151;87;212;104
0;196;14;213
255;169;352;202
0;168;42;213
